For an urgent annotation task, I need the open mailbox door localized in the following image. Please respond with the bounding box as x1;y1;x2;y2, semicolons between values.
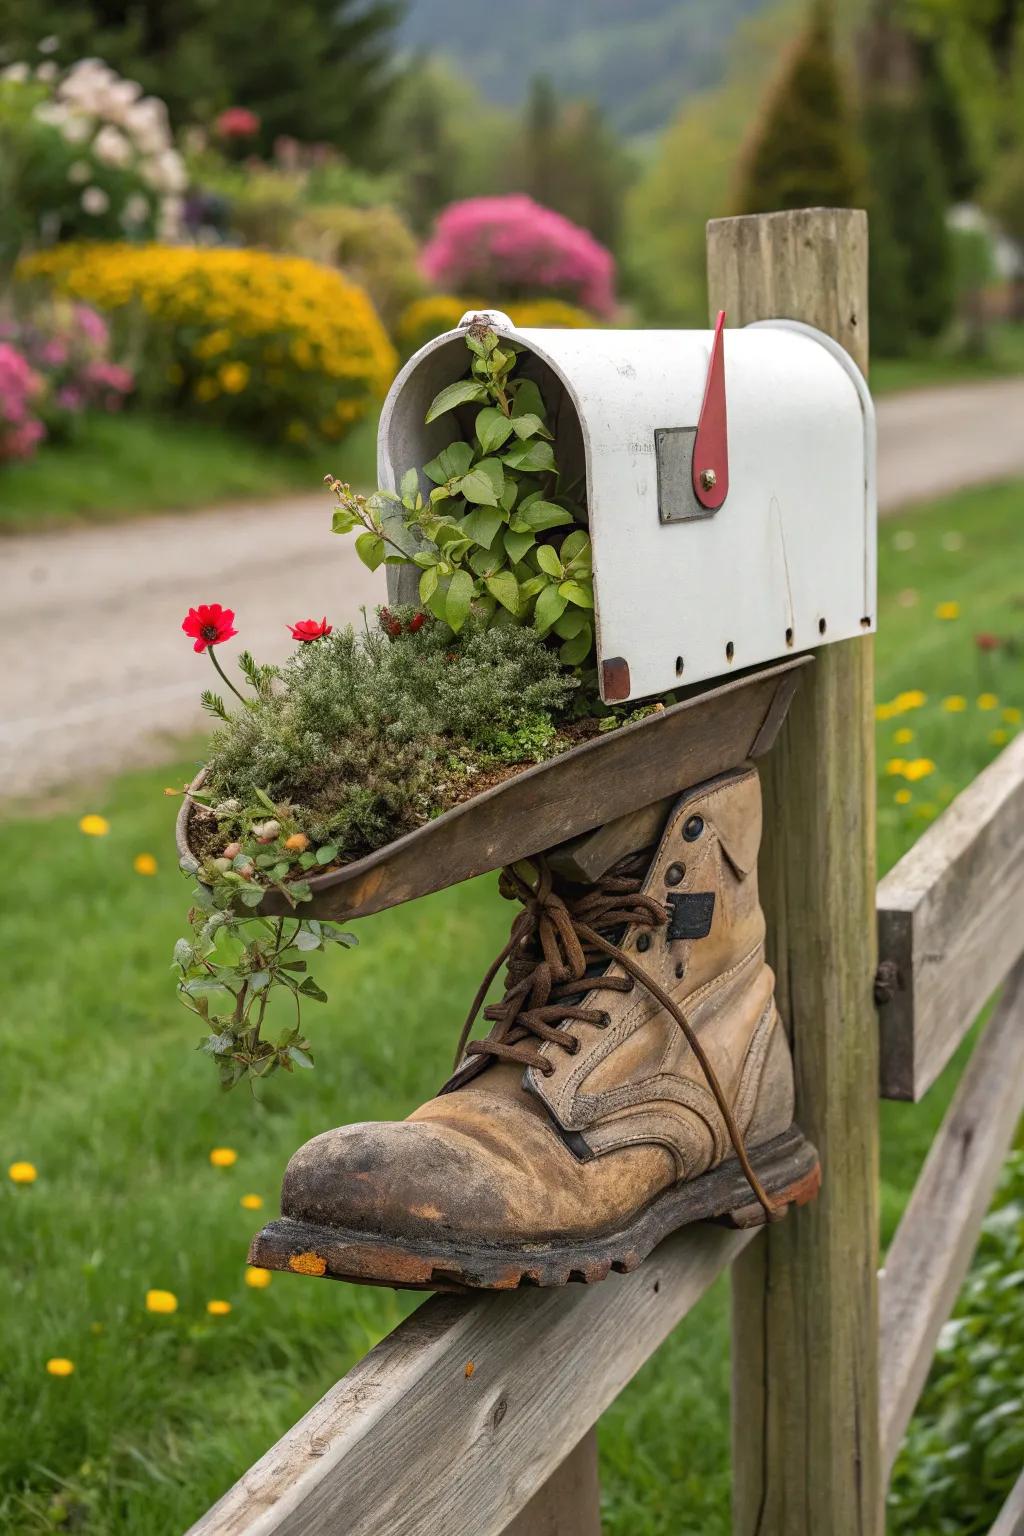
378;310;876;703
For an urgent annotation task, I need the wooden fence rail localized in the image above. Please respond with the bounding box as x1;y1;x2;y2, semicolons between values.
186;212;1024;1536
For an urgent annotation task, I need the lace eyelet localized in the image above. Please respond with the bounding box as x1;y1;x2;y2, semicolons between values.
636;932;652;953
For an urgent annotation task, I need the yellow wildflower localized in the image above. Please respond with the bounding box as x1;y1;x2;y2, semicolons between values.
893;728;914;745
245;1266;272;1289
934;601;960;621
133;853;157;876
193;329;231;358
145;1289;178;1314
218;361;250;394
240;1193;264;1210
79;814;109;836
903;759;936;782
875;701;901;721
207;1300;232;1317
9;1161;37;1184
990;729;1009;747
209;1147;238;1168
977;693;999;711
895;690;927;711
46;1358;75;1377
1003;707;1022;725
885;758;907;777
942;696;967;713
894;789;912;805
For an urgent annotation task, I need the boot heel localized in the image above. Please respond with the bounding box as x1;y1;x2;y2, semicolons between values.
717;1158;822;1229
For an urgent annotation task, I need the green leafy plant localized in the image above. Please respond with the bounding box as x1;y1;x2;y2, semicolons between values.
328;320;597;667
888;1148;1024;1534
175;600;578;1088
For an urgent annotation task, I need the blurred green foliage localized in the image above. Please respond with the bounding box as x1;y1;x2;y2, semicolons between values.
0;0;403;164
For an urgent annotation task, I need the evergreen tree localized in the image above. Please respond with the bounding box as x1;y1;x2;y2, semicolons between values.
0;0;403;162
733;0;867;216
519;78;632;254
858;6;955;347
863;93;954;342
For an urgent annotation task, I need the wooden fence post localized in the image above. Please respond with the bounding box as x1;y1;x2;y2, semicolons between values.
706;209;881;1536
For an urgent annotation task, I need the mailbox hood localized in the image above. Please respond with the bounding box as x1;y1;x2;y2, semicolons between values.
379;312;876;702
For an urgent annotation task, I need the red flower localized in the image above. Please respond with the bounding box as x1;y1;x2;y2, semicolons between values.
182;603;238;653
975;632;1001;652
215;107;260;139
379;606;403;638
288;617;332;642
408;612;426;633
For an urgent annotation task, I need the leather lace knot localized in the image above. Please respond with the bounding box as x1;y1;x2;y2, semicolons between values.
453;855;779;1220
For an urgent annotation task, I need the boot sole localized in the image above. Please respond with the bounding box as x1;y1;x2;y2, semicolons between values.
247;1125;820;1293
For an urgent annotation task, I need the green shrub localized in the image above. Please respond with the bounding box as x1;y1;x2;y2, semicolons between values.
889;1149;1024;1534
290;202;425;331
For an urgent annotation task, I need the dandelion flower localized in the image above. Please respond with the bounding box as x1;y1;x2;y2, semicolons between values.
133;853;158;876
145;1289;178;1314
977;694;999;711
875;701;900;721
210;1147;237;1168
990;729;1009;747
245;1267;272;1289
903;759;936;782
895;789;912;806
895;691;926;711
1003;707;1022;726
942;696;967;713
934;601;960;621
207;1300;232;1317
79;814;110;836
46;1358;75;1377
240;1193;263;1211
893;728;914;745
8;1161;37;1184
885;759;907;777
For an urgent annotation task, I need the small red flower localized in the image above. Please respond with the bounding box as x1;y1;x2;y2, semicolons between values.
379;606;402;638
182;603;238;653
408;612;426;633
975;632;1001;652
288;617;333;642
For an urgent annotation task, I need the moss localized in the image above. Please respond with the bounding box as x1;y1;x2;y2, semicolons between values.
203;612;578;858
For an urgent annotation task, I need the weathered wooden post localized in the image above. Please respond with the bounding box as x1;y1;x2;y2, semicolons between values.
707;209;881;1535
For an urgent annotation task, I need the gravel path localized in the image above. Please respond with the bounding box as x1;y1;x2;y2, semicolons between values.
2;377;1022;805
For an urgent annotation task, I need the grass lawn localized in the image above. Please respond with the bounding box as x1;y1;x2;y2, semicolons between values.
1;480;1022;1533
871;322;1024;395
0;410;379;533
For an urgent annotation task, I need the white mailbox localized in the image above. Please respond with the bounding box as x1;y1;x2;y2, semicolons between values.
378;310;876;703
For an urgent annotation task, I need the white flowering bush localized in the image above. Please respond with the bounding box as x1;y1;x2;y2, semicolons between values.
0;52;186;266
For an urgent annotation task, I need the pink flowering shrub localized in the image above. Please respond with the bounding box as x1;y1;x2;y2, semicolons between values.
420;195;616;318
0;343;45;461
0;298;134;463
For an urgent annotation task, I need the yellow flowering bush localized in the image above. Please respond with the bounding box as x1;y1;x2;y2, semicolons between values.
396;294;594;357
17;244;396;448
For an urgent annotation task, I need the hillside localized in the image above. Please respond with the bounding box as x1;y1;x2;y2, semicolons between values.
397;0;771;136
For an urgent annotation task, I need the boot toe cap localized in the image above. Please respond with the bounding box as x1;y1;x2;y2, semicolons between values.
281;1118;516;1241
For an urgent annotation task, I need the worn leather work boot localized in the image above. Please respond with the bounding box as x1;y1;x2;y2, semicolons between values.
252;764;820;1290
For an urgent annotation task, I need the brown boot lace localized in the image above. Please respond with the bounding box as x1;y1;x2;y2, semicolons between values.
452;855;780;1221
